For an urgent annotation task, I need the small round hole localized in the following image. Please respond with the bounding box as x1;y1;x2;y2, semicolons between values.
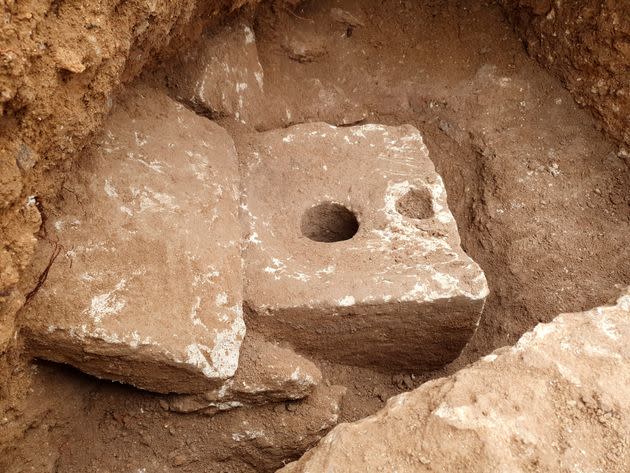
396;187;434;219
301;202;359;242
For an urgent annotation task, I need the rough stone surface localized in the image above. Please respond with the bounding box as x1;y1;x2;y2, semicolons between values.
20;86;244;394
0;0;257;361
0;2;263;445
168;335;322;414
231;384;347;472
280;291;630;473
167;18;266;127
241;122;488;371
164;14;368;132
256;10;369;129
280;78;368;127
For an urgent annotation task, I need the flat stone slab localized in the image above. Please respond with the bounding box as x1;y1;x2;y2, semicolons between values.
241;122;488;371
21;86;244;393
167;335;322;415
280;291;630;473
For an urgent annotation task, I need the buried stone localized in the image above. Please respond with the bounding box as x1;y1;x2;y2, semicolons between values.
21;86;244;394
240;122;489;371
167;19;266;127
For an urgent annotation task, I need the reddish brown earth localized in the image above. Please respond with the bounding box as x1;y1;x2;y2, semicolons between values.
1;1;629;472
500;0;630;147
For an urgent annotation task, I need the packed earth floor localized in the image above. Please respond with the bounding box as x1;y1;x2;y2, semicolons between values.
2;1;630;472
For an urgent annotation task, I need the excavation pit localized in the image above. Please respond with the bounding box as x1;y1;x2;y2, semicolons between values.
6;1;629;470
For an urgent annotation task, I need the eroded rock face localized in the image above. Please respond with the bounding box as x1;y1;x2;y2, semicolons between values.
0;0;258;359
168;19;266;127
280;291;630;473
167;335;322;414
20;86;244;394
241;122;488;371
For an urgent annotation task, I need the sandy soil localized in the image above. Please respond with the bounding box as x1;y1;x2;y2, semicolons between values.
1;1;629;472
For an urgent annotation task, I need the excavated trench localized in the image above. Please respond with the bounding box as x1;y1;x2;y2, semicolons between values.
1;1;629;472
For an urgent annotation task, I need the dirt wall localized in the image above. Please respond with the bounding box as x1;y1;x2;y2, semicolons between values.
500;0;630;148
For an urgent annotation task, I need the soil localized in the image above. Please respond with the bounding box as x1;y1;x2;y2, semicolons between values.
2;1;629;472
500;0;630;147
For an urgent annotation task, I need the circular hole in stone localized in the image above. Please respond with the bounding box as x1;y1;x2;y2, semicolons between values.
396;187;434;219
301;202;359;243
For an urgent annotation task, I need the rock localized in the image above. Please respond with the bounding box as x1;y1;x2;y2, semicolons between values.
21;85;244;394
16;142;38;171
167;335;322;414
281;33;328;63
392;373;414;390
280;291;630;473
168;19;266;127
227;384;346;471
267;78;367;128
241;122;488;371
300;79;367;126
53;46;86;73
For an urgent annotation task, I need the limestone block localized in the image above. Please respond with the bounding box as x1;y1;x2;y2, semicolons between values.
241;122;488;371
169;20;265;127
280;291;630;472
21;86;244;394
167;335;322;414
